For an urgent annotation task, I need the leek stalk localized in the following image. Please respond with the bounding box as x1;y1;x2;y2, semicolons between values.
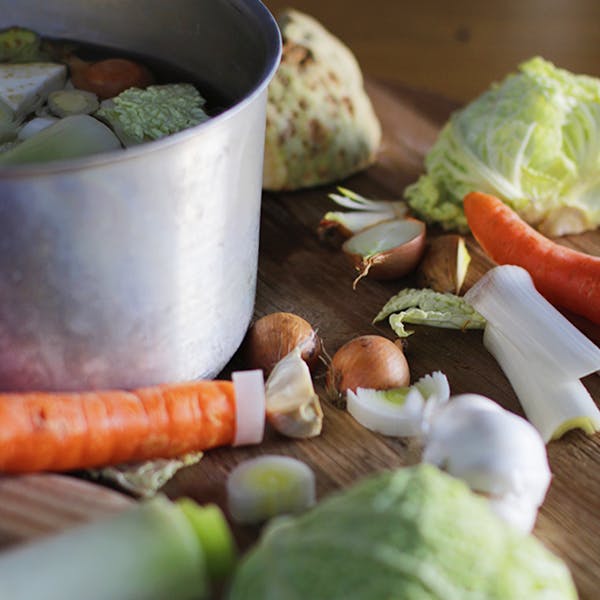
0;496;235;600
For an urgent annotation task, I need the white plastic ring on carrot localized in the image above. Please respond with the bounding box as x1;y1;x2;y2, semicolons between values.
232;370;266;446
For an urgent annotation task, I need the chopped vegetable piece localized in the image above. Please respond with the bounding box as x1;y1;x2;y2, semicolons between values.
417;234;472;294
0;97;19;142
319;187;408;239
374;288;486;337
48;89;99;117
464;265;600;380
406;57;600;234
16;116;57;140
96;83;209;146
329;187;408;215
483;323;600;442
0;371;265;473
229;465;577;599
0;115;120;166
346;371;450;437
86;452;203;498
0;27;43;63
423;393;551;533
0;62;66;118
464;190;600;324
265;347;323;438
227;455;316;524
70;57;154;100
0;495;235;600
342;218;426;286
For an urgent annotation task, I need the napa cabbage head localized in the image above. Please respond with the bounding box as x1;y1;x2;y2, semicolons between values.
228;464;576;600
406;57;600;235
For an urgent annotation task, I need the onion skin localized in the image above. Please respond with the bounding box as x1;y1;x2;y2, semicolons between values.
326;335;410;406
243;312;322;377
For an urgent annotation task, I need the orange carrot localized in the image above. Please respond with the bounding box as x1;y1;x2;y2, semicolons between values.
0;381;236;474
464;191;600;324
70;57;154;99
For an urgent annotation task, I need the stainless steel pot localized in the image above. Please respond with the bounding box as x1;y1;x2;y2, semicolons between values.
0;0;281;390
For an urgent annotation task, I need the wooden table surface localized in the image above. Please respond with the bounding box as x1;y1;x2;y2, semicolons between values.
1;5;600;599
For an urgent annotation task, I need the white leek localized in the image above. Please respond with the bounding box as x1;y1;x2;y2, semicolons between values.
0;496;236;600
464;265;600;380
423;393;551;533
484;323;600;442
0;115;121;166
346;371;450;437
227;455;316;524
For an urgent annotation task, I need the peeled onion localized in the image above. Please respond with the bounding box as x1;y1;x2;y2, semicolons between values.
326;335;410;406
341;218;426;287
243;312;322;376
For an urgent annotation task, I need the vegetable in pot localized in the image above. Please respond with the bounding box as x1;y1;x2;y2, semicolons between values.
96;83;209;146
0;115;120;165
0;495;236;600
0;27;44;63
406;57;600;235
48;89;99;117
228;464;577;599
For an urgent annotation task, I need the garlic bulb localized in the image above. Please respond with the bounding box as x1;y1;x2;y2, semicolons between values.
422;393;551;533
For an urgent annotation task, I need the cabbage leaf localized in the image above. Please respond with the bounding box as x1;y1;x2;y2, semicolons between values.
229;465;576;600
406;57;600;235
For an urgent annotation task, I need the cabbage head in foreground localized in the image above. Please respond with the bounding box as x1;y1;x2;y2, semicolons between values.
406;57;600;235
228;464;576;600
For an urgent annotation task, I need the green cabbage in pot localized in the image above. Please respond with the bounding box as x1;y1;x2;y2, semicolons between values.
406;57;600;236
228;464;576;600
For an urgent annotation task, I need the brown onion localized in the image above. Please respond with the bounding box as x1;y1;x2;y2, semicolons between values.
243;312;322;377
341;218;426;288
326;335;410;406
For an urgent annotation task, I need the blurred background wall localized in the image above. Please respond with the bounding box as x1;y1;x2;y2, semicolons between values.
263;0;600;102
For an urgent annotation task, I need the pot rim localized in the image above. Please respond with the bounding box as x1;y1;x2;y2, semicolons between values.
0;0;282;178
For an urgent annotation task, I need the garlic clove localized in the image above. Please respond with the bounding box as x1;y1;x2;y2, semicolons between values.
417;234;472;295
265;347;323;439
342;218;426;287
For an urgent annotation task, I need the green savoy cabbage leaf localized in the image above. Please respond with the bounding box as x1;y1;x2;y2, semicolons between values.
374;288;486;337
229;465;576;600
96;83;209;146
406;57;600;235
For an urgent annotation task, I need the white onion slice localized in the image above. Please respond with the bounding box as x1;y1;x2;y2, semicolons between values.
342;218;424;258
329;187;407;216
232;370;266;446
347;371;450;437
226;455;316;524
17;117;58;140
484;324;600;442
465;265;600;380
321;211;396;235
